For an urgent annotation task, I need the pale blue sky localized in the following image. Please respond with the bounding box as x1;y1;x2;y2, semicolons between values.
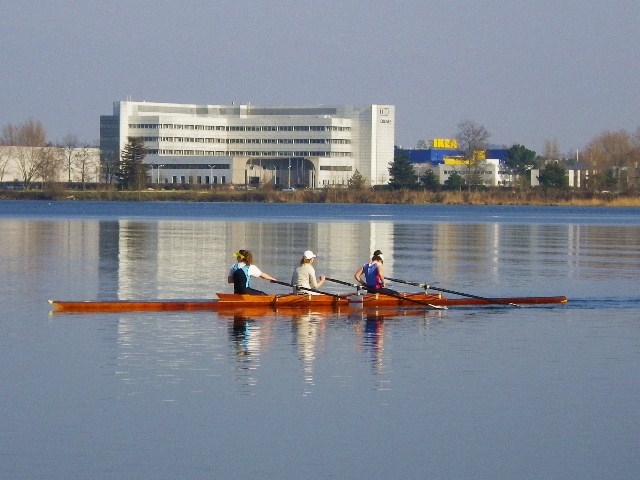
1;1;638;155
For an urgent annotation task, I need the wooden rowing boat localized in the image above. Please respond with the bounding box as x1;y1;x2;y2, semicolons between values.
48;292;568;313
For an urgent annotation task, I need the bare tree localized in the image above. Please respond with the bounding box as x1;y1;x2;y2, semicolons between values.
1;120;52;188
0;147;12;181
583;129;639;193
102;148;120;185
2;119;46;147
542;139;561;164
61;134;79;183
74;143;98;189
39;147;64;189
455;120;491;189
14;147;46;188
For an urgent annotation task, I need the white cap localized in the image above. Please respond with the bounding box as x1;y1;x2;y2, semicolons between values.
303;250;316;259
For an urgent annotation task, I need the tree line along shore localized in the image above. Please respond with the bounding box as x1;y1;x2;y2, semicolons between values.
1;186;639;207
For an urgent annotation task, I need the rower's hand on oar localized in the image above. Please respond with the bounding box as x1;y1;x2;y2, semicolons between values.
270;279;344;299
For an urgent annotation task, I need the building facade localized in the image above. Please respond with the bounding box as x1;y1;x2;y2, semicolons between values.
397;141;513;186
438;158;515;187
100;101;395;188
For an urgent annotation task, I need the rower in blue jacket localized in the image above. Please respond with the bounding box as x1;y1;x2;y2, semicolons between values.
353;249;398;295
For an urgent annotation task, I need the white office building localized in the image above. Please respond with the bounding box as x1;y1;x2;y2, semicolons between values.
100;101;395;188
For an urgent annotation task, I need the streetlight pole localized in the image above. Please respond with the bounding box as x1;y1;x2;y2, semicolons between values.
288;158;291;188
209;165;213;189
157;164;164;185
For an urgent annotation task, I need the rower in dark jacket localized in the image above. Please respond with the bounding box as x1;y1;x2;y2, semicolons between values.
228;250;276;295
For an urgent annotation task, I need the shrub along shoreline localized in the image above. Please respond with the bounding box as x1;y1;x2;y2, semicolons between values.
1;187;639;207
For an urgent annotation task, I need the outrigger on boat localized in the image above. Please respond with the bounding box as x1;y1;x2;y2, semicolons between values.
48;290;568;314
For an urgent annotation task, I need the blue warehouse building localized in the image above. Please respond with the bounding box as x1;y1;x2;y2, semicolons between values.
395;141;512;186
395;147;463;165
395;145;509;166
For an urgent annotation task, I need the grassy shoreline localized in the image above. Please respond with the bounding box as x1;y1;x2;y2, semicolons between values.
2;188;640;207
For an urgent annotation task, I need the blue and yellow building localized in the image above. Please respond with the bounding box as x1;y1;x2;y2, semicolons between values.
395;139;512;186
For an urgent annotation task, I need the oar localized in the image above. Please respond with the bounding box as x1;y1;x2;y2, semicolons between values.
324;277;447;310
270;280;346;300
386;277;522;308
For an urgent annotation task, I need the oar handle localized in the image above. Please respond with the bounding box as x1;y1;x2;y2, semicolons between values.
270;280;344;299
324;277;358;287
387;277;427;288
324;277;367;293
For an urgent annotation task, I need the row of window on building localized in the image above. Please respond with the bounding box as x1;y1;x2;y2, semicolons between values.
156;175;227;185
149;150;352;157
141;137;351;145
129;124;351;132
156;175;349;187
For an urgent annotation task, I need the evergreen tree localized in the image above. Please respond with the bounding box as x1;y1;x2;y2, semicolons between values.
388;151;417;189
505;144;538;186
118;136;149;190
444;172;464;190
585;170;617;193
347;169;366;190
537;162;568;189
419;170;439;190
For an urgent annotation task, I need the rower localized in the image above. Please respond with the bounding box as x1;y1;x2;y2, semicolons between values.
228;250;276;295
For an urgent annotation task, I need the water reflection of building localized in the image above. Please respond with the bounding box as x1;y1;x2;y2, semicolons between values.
98;222;121;299
112;220;235;298
90;218;398;300
392;222;507;289
222;221;395;277
1;219;103;298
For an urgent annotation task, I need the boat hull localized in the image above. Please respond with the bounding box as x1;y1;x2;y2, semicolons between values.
49;293;568;313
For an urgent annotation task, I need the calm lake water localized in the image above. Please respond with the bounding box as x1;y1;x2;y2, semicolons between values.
1;200;639;480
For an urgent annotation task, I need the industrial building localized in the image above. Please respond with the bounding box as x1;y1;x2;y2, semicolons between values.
396;140;513;186
100;101;395;188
